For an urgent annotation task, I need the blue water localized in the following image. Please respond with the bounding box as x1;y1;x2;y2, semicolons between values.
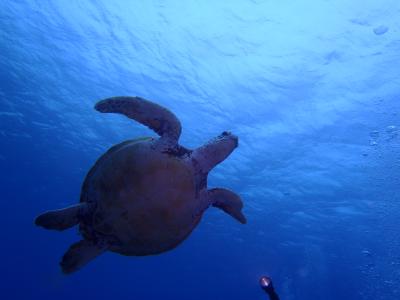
1;1;399;299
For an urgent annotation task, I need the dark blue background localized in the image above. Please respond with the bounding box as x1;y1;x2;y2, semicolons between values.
1;1;399;299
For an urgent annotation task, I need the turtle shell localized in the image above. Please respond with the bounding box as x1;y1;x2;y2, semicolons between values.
79;138;200;256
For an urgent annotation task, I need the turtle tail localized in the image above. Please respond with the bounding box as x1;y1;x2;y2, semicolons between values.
35;203;86;231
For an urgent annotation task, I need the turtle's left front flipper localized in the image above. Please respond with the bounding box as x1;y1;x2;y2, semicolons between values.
208;188;247;224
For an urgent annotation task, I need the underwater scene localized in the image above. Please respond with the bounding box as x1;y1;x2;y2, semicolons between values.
1;1;399;299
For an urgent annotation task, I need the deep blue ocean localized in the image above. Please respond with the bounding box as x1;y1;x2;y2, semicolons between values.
1;1;399;299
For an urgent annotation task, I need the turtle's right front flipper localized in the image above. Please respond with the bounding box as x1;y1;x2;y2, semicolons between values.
95;96;182;145
35;203;87;231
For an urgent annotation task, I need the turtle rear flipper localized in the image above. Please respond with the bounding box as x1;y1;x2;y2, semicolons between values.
208;188;247;224
35;203;87;231
95;96;182;145
61;240;107;274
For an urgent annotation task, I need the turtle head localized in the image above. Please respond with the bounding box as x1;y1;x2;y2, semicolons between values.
217;131;238;149
192;131;238;173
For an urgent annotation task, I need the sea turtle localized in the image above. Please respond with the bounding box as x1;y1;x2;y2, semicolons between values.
35;96;246;274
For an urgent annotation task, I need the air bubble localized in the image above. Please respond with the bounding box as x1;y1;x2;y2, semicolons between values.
362;250;372;256
386;125;397;133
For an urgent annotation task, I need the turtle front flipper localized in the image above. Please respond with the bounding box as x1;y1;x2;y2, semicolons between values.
61;239;107;274
95;96;181;145
35;203;88;231
208;188;247;224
